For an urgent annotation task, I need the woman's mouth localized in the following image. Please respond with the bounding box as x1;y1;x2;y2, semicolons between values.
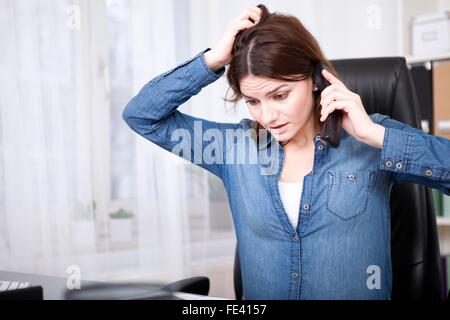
270;123;289;133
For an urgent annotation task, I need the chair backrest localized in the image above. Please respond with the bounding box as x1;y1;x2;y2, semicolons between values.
234;57;442;300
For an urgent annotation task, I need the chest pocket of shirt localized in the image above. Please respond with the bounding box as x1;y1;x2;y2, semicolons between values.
326;170;376;220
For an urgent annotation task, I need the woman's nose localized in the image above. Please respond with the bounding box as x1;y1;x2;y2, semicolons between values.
261;107;278;126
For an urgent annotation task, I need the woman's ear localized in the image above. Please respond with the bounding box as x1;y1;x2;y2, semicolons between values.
312;76;319;92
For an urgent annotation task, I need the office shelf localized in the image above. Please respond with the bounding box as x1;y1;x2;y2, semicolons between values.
437;217;450;226
406;52;450;65
437;217;450;256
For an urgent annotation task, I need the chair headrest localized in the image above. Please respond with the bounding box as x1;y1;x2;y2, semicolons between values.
330;57;421;128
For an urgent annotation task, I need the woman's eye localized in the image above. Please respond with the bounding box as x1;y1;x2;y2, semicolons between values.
274;93;289;100
245;93;288;105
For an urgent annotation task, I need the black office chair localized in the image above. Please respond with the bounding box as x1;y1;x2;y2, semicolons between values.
172;57;444;300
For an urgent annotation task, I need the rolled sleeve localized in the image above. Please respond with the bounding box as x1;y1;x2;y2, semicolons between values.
185;48;226;88
122;48;232;179
379;127;411;173
374;113;450;195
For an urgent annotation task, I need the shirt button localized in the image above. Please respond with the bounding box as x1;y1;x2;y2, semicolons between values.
395;162;403;170
425;169;433;176
315;135;321;142
317;144;324;151
303;204;310;211
292;234;299;241
292;272;298;279
347;174;356;181
385;160;393;168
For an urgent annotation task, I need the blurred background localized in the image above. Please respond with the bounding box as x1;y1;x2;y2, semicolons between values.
0;0;449;299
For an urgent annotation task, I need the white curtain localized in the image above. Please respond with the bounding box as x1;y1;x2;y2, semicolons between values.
0;0;105;274
126;0;240;283
128;0;189;281
0;0;238;296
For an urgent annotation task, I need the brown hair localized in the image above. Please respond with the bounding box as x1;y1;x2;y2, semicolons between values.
224;4;341;135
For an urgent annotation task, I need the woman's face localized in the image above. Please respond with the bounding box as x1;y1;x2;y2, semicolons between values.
240;74;316;142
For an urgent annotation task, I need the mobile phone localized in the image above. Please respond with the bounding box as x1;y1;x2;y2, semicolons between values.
313;61;342;148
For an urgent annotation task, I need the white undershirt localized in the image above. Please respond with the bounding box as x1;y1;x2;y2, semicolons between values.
278;180;303;229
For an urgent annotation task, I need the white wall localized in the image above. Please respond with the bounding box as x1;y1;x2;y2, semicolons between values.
439;0;450;10
188;0;446;60
401;0;441;57
243;0;403;59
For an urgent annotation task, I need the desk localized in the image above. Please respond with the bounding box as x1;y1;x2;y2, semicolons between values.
0;270;100;299
173;292;230;300
0;271;225;300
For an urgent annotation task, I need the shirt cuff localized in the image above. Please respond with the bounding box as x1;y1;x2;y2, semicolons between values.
379;127;412;172
186;48;226;88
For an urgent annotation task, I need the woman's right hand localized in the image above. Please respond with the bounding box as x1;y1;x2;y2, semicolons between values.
204;5;262;72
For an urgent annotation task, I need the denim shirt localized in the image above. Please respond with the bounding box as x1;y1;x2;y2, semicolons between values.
123;48;450;300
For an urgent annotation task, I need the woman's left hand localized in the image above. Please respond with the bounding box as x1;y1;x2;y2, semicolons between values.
319;69;386;149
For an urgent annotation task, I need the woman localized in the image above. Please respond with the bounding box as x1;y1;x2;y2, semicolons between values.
123;4;450;299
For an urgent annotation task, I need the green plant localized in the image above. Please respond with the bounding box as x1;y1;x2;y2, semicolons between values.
74;200;96;221
109;208;133;219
